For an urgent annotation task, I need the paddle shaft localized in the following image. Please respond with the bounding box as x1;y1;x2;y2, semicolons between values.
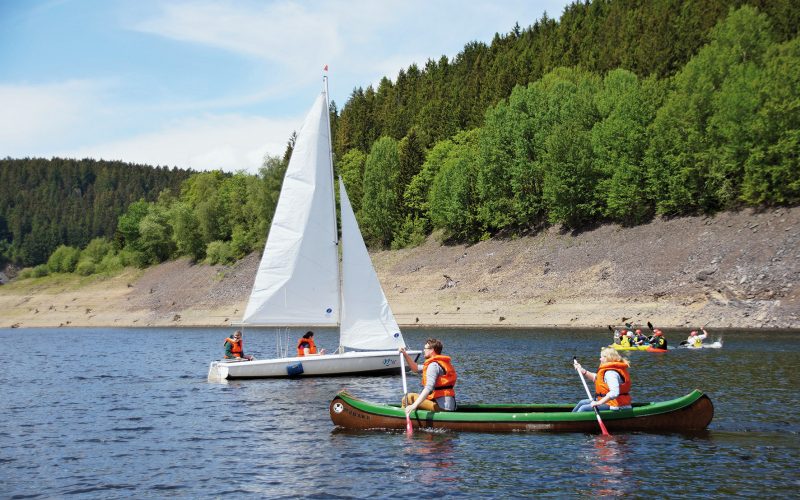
574;357;611;436
399;352;413;435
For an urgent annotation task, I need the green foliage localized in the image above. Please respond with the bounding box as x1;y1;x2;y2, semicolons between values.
47;245;81;273
75;260;96;276
390;215;428;250
428;129;482;240
360;137;402;246
592;70;663;224
81;237;113;264
742;37;800;204
137;205;175;265
32;264;49;278
205;240;234;265
169;202;204;261
338;149;368;214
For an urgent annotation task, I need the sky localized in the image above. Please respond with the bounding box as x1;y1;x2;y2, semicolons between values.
0;0;572;173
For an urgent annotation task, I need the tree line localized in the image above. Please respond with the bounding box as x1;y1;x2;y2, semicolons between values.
346;6;799;246
2;2;798;279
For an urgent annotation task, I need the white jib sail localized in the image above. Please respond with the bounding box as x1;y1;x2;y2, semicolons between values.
338;177;406;350
242;93;339;326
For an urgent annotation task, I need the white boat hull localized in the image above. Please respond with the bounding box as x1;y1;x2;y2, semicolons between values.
208;350;421;380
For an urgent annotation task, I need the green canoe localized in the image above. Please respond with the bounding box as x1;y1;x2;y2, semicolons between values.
329;389;713;433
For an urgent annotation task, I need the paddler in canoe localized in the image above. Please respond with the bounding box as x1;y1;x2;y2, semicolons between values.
572;347;632;413
399;338;457;414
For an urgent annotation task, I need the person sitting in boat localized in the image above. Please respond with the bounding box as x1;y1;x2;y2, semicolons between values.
297;331;326;356
399;338;457;413
685;327;708;348
619;330;632;348
572;347;632;412
649;329;668;350
224;330;254;360
634;329;648;346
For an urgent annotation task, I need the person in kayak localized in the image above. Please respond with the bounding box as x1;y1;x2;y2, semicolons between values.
684;327;709;347
297;331;326;356
223;330;254;360
649;329;668;349
572;347;632;412
400;338;457;413
634;329;648;346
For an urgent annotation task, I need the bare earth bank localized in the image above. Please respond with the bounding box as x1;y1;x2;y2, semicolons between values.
1;207;798;329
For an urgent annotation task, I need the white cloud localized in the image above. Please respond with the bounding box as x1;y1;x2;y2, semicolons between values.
63;113;301;172
0;80;104;151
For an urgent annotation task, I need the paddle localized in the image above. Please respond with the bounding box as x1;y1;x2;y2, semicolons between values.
574;356;611;436
399;351;413;435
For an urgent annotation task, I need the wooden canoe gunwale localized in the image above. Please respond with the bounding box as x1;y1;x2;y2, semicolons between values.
329;390;714;433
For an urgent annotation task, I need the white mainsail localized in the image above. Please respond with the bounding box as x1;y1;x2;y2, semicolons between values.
242;93;339;326
338;178;405;351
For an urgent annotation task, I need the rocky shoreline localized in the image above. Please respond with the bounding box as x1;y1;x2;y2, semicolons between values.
1;207;798;330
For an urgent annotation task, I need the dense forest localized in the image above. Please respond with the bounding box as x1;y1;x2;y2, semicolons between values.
1;0;798;278
0;158;192;267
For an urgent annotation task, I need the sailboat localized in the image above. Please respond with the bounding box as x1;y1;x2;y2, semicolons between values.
208;77;418;380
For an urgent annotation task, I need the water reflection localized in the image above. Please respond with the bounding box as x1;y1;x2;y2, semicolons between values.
410;432;458;485
586;436;630;497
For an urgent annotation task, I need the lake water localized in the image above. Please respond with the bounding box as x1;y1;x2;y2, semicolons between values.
1;327;798;498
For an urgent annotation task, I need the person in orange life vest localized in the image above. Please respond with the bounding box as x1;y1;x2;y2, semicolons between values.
399;338;457;414
572;347;632;412
297;331;326;356
223;330;253;360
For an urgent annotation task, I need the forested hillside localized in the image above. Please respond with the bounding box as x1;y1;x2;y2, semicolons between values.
0;158;192;267
333;3;800;247
2;0;798;278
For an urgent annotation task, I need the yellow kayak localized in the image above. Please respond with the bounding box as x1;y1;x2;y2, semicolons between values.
609;344;650;351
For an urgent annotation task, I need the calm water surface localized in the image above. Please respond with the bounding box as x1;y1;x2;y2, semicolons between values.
1;327;799;498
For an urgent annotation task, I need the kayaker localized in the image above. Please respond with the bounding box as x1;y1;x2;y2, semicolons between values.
649;329;668;349
619;330;632;348
685;327;708;348
634;329;648;346
399;338;457;414
572;347;632;412
223;330;254;360
297;331;326;356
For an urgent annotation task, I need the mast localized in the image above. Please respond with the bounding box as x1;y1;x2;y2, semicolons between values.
323;65;343;335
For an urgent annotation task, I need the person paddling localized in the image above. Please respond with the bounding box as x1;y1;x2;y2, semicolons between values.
223;330;254;361
572;347;632;413
297;331;326;356
400;338;457;414
685;327;709;348
649;329;668;350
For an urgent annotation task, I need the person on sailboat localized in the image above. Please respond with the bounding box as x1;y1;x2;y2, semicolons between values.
400;338;457;414
572;347;632;412
297;331;326;356
223;331;253;360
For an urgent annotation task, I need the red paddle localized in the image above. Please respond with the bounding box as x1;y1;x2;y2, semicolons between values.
574;356;611;436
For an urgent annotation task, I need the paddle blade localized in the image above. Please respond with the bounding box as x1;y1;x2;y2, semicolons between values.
595;410;611;436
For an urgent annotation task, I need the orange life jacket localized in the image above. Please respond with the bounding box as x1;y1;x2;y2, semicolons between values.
595;361;632;408
297;337;317;356
421;354;457;400
224;338;243;357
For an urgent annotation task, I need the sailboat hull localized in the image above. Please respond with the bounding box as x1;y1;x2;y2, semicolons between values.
208;350;422;380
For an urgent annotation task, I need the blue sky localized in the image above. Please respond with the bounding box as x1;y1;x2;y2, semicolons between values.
1;0;571;172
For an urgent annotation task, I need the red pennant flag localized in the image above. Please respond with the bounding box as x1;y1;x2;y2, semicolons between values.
324;64;328;71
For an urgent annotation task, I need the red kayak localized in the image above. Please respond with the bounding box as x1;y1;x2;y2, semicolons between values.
646;346;668;353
